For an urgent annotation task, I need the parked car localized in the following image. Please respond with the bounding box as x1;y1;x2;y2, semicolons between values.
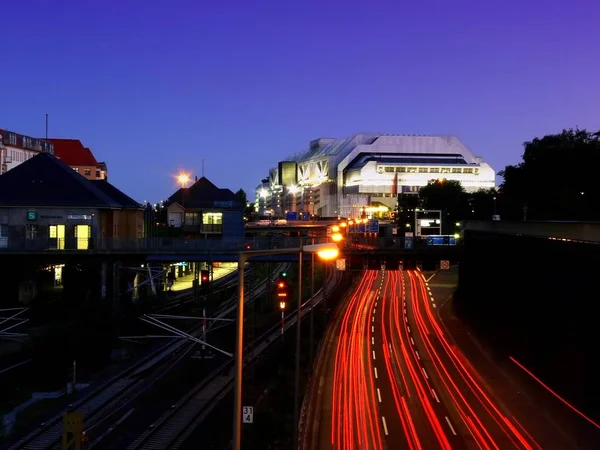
274;219;287;226
256;219;271;226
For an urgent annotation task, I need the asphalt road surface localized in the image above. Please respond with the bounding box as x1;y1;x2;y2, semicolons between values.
329;269;541;449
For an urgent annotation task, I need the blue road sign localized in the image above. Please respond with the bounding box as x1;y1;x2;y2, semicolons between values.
368;219;379;233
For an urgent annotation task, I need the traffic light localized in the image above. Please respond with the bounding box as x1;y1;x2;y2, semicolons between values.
279;301;287;310
281;271;287;278
200;270;210;286
276;278;289;299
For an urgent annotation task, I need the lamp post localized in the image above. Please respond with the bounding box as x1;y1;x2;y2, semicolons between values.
233;242;340;450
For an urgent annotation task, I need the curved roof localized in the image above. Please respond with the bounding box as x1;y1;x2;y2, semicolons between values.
285;133;481;165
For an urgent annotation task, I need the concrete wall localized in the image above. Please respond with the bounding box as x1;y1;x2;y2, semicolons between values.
456;230;600;420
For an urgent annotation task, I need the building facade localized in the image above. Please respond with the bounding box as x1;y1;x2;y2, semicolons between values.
0;129;54;175
255;134;495;218
0;153;142;250
166;177;244;240
47;138;107;180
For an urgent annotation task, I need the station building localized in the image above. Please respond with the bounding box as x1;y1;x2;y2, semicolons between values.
0;152;143;250
166;176;244;240
255;133;495;218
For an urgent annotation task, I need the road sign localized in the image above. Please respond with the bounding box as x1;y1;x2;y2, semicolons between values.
243;406;254;424
440;260;450;270
336;258;346;271
404;231;414;250
368;219;379;233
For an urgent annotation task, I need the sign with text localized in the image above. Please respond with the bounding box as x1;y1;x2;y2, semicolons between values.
243;406;254;423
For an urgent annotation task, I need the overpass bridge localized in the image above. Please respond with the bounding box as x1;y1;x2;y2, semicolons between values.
464;220;600;243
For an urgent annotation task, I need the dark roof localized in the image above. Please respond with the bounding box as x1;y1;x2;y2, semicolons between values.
90;180;141;208
46;138;99;166
167;177;242;209
0;152;140;209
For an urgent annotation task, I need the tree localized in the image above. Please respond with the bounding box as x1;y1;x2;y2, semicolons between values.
396;194;420;230
499;129;600;220
464;188;498;220
419;179;466;233
234;189;254;221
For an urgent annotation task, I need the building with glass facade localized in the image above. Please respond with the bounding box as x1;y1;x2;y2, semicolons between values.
255;133;495;219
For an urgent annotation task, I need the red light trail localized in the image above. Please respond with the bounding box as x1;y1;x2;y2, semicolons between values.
329;269;540;449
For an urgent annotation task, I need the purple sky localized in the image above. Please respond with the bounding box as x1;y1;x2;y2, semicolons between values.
1;0;598;204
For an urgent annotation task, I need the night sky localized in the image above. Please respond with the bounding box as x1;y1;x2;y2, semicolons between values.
1;0;598;203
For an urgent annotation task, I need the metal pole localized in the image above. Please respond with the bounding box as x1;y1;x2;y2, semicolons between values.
309;251;315;363
202;307;206;351
233;254;247;450
293;248;303;444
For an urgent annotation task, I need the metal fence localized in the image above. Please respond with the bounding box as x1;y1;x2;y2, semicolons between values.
0;235;460;253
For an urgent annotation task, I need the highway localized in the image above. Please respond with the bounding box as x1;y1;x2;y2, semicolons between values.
328;269;541;450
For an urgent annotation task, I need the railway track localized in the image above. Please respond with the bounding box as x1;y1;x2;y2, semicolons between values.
1;263;287;450
127;268;342;450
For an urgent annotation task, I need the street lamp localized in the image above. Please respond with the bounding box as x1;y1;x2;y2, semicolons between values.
176;172;191;188
233;242;340;450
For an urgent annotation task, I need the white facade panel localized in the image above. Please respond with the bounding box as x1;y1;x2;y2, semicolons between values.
258;133;495;219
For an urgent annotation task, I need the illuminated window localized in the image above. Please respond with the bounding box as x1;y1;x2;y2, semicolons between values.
452;168;462;173
430;168;439;173
84;168;91;176
202;212;223;233
463;168;473;174
441;168;450;174
418;167;428;173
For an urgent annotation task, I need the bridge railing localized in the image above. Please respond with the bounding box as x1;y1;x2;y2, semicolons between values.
0;236;332;253
344;235;460;250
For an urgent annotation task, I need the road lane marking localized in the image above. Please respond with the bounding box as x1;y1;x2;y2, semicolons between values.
422;367;429;379
410;337;415;345
373;308;376;314
374;367;378;378
445;416;457;435
377;388;382;403
372;350;376;360
407;326;411;333
432;389;440;403
382;416;389;435
372;326;375;332
372;337;375;345
415;351;420;360
432;304;437;308
372;316;375;322
405;317;408;322
389;343;392;351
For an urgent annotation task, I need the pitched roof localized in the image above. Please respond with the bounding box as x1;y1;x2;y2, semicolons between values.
90;180;141;208
167;176;241;209
46;138;99;166
0;152;140;209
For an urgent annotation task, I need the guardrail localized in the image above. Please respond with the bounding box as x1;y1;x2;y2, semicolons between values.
0;236;331;254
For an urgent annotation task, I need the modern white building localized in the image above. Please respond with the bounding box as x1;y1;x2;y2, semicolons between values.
256;133;495;219
0;129;54;175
